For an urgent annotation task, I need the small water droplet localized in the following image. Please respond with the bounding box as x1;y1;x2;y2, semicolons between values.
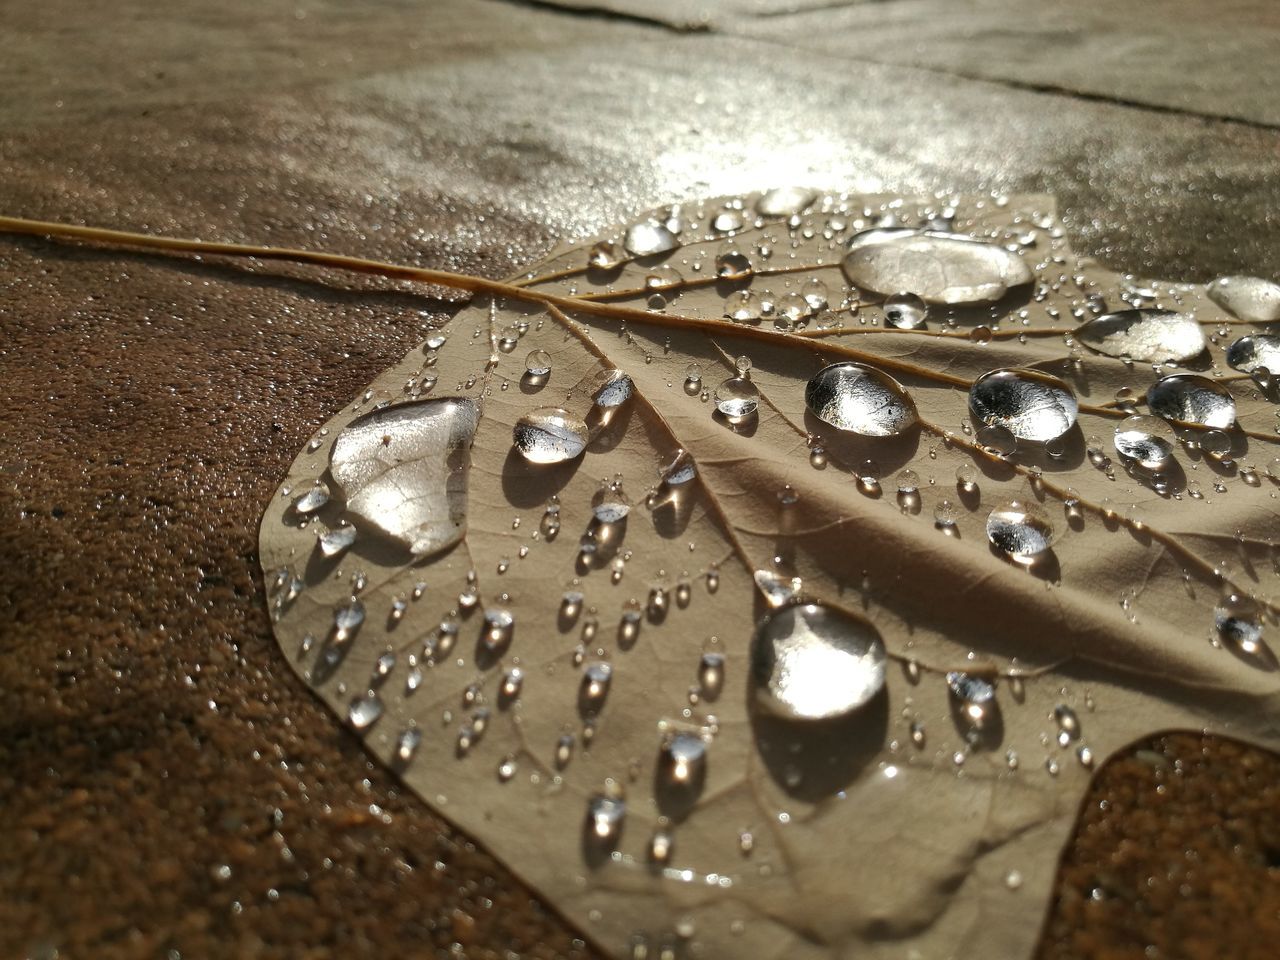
348;691;384;730
698;652;725;700
513;408;589;464
294;480;330;514
396;727;422;762
947;672;996;729
586;793;626;843
624;220;678;257
525;349;553;378
581;662;613;713
714;376;760;419
883;292;928;329
1215;593;1264;654
318;523;357;558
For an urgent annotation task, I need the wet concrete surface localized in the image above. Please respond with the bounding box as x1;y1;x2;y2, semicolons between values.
2;1;1278;957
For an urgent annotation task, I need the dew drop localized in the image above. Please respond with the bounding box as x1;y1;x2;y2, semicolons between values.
1114;415;1177;470
555;733;575;768
804;362;918;436
986;499;1056;561
333;600;366;643
588;240;625;271
318;523;357;558
348;691;384;730
947;672;996;729
293;480;330;514
698;653;725;700
751;602;887;720
649;829;674;866
1147;375;1235;430
524;349;553;378
624;220;678;257
581;662;613;713
1215;593;1264;654
660;731;708;789
969;368;1078;443
757;186;817;218
512;408;589;464
396;727;422;763
723;289;762;324
586;794;626;843
883;292;928;329
714;377;760;419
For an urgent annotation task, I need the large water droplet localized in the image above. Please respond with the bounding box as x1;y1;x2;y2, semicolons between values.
512;407;589;464
624;220;678;257
1206;275;1280;323
593;369;634;410
969;368;1078;443
842;229;1033;305
1075;310;1206;363
804;362;918;436
1226;334;1280;376
756;186;816;218
986;499;1055;561
1146;375;1235;429
1114;414;1177;470
751;602;887;720
329;398;479;557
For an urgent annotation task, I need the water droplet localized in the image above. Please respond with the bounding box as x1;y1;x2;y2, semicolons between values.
1114;415;1177;470
751;602;887;720
976;424;1017;458
842;229;1033;304
968;368;1078;443
986;499;1056;561
1206;275;1280;322
883;291;928;329
1225;334;1280;377
683;363;703;395
723;289;762;324
1075;310;1206;363
396;727;422;762
714;376;760;419
809;446;828;469
1005;869;1024;891
524;349;552;378
334;600;366;642
660;449;697;487
1054;704;1081;741
648;829;674;866
660;731;707;789
555;733;575;768
293;480;330;514
592;481;631;523
969;325;994;345
947;672;995;729
586;794;626;843
593;369;634;410
934;499;959;527
317;523;357;558
1215;593;1264;654
581;662;613;713
1076;745;1094;768
329;398;480;557
483;607;514;651
1147;375;1235;429
644;264;683;292
757;186;816;217
955;463;978;493
698;653;725;700
588;240;624;271
804;362;918;436
348;691;384;730
910;720;926;747
497;755;518;782
802;278;829;312
754;569;803;608
512;407;589;464
624;220;678;257
714;240;753;280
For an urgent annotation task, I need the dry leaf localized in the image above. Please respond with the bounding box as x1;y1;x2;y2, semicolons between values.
256;191;1280;959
